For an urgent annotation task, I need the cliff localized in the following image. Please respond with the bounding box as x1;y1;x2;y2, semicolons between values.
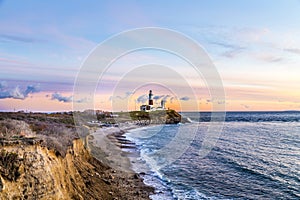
0;138;153;200
1;139;86;199
0;139;153;200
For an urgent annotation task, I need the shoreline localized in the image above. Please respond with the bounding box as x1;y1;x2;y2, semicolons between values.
0;111;156;199
88;123;157;199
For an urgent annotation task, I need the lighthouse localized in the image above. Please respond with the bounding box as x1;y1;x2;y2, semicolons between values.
148;90;153;105
140;89;165;112
161;100;165;109
139;90;154;111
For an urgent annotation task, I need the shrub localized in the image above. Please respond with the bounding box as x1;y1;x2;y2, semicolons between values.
0;119;35;139
37;125;79;157
0;150;20;181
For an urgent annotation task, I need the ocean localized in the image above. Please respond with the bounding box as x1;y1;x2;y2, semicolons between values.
125;111;300;199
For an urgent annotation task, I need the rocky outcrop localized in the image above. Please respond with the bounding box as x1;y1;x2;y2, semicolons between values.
128;109;182;125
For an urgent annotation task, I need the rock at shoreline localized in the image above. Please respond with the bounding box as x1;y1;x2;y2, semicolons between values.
127;109;181;125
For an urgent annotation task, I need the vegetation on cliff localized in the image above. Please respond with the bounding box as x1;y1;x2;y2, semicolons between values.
0;115;81;157
110;109;182;125
73;109;182;124
129;109;181;124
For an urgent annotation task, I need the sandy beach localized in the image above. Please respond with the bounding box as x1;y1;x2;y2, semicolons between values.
88;123;140;172
88;122;155;199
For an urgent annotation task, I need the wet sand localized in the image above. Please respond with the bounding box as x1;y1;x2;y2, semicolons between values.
89;123;140;172
88;123;155;199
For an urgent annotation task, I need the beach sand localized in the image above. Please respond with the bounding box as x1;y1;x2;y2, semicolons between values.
89;123;139;172
88;123;154;199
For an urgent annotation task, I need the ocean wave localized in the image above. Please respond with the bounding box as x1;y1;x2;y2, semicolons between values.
125;112;300;199
181;111;300;123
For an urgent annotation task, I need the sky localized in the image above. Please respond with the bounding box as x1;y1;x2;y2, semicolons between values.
1;0;300;112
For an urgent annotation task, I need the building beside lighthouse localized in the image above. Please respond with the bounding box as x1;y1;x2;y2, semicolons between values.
140;90;166;112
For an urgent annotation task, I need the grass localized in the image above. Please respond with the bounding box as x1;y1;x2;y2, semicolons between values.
128;110;181;124
0;119;35;139
0;112;79;157
0;110;181;157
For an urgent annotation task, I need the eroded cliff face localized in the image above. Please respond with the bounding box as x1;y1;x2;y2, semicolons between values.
1;137;154;200
0;139;95;199
0;138;153;200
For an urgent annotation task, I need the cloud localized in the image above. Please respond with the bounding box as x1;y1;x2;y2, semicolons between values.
152;95;171;102
203;26;289;62
235;27;270;42
222;48;245;58
284;48;300;55
109;95;124;101
153;95;164;100
109;91;133;102
210;41;246;58
133;94;181;104
162;95;171;101
204;98;226;105
210;41;241;50
180;96;190;101
257;54;283;63
125;91;133;96
0;57;31;66
51;92;72;103
10;86;25;99
136;94;148;104
241;104;250;109
51;92;90;103
24;85;40;95
0;82;40;100
0;33;43;43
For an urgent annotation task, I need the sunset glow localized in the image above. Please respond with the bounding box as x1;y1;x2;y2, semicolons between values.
1;1;300;112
